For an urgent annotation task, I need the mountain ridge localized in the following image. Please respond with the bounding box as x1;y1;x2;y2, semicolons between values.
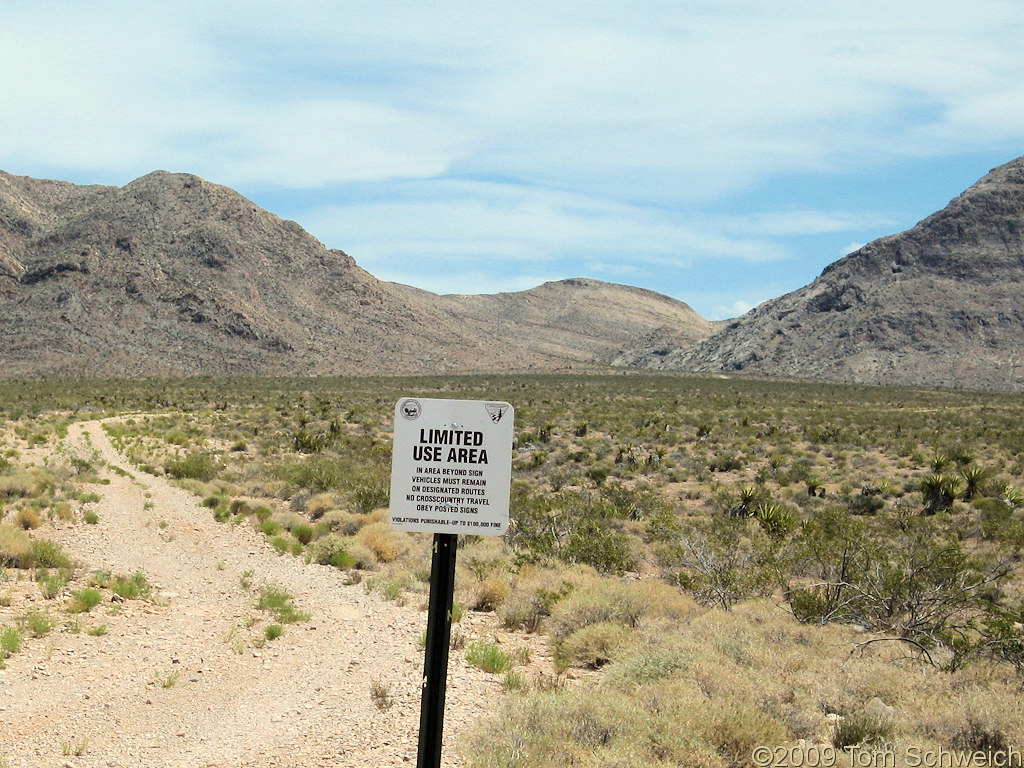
0;169;711;377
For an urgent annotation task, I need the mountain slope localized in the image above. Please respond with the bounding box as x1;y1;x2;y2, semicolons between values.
617;157;1024;392
0;170;708;376
393;277;714;365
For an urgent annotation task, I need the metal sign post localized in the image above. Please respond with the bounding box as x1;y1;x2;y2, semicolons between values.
389;397;514;768
417;532;458;768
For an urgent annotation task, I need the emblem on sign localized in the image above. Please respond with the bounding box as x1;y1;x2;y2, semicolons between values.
399;399;422;420
485;403;508;423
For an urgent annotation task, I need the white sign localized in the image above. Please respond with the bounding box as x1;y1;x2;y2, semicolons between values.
390;397;514;535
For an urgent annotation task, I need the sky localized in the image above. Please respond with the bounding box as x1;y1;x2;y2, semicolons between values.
2;1;1023;320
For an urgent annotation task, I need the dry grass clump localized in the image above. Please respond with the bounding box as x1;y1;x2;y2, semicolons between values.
498;566;576;632
0;524;31;566
269;511;306;531
15;508;42;530
0;469;57;500
306;492;336;519
471;576;511;611
317;510;364;536
355;521;408;563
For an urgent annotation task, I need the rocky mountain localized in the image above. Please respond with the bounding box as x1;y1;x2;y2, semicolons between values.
0;169;710;377
616;157;1024;392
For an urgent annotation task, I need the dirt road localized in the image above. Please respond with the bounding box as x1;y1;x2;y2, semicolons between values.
0;420;499;767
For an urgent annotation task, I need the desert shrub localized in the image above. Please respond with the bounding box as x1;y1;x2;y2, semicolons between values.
547;579;653;643
0;469;58;499
318;510;364;536
1;624;23;660
110;572;150;600
846;493;885;516
306;492;336;519
462;686;720;766
15;508;42;530
790;509;1021;668
50;501;75;520
307;533;349;566
832;709;895;748
351;472;389;514
282;456;347;493
692;696;791;766
949;716;1012;754
269;535;300;555
26;539;74;569
229;499;252;516
164;453;219;482
270;512;306;531
557;620;632;669
465;640;511;673
370;679;393;711
499;568;574;632
19;609;56;637
471;576;511;611
69;587;103;612
649;511;783;610
256;584;310;624
606;647;690;685
0;524;30;567
252;505;273;523
36;569;69;599
307;534;376;570
291;523;314;545
708;452;744;472
355;522;403;563
508;487;636;574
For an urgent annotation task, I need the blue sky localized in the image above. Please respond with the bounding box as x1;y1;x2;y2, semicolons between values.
2;2;1023;320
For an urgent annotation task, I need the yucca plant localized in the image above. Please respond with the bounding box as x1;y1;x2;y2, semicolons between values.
920;474;961;514
959;465;992;501
752;502;796;540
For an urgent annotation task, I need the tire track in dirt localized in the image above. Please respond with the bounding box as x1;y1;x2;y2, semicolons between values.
0;420;498;768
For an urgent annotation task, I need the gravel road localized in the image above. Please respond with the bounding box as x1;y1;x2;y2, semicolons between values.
0;420;503;767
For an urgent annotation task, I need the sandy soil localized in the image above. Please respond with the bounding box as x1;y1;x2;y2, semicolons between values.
0;420;508;768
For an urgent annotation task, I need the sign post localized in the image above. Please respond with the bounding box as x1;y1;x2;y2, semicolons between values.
390;397;514;768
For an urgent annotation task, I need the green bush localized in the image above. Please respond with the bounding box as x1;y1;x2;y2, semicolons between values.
19;609;56;637
36;569;69;599
26;540;74;569
307;533;356;568
466;640;511;673
111;572;150;600
256;584;310;624
70;587;103;612
164;453;219;482
1;624;23;660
